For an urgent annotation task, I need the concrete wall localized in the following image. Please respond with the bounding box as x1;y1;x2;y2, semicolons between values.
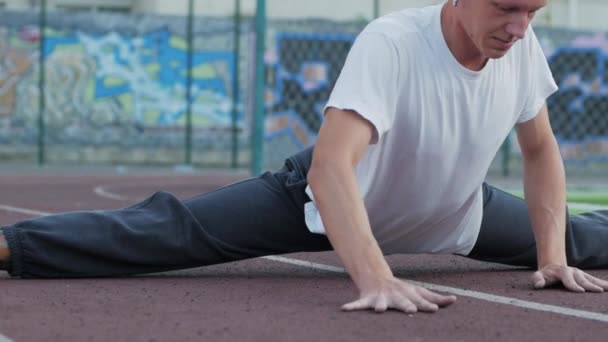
2;0;608;31
132;0;608;32
2;0;135;10
544;0;608;31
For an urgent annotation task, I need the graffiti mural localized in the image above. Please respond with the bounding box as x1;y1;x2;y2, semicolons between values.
0;28;36;122
0;11;239;149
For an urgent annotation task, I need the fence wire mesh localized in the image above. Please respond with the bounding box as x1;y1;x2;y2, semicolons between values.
191;14;253;168
0;1;607;177
261;5;608;176
262;18;365;169
508;27;608;176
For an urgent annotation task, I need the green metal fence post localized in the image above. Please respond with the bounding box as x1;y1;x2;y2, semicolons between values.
231;0;241;169
252;0;266;176
38;0;47;166
373;0;380;18
185;0;195;165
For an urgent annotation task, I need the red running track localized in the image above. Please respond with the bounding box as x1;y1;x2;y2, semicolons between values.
0;168;607;341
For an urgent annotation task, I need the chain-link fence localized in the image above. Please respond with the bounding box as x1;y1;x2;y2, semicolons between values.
503;27;608;176
262;19;366;170
0;1;253;169
261;2;608;176
0;0;607;177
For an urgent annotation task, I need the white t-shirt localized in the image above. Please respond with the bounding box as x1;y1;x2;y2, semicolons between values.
304;4;558;255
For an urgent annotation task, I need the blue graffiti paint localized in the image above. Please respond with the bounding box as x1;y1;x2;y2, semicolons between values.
42;27;237;126
268;32;355;146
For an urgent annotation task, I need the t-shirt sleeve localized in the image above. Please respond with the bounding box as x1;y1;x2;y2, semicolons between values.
323;32;401;143
517;28;559;124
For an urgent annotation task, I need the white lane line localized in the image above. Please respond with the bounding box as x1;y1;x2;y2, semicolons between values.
0;204;51;217
0;335;13;342
3;204;608;323
93;186;129;201
407;280;608;323
263;255;346;273
263;256;608;323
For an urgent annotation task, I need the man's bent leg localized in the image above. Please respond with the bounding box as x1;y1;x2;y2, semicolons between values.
466;183;608;269
0;147;329;278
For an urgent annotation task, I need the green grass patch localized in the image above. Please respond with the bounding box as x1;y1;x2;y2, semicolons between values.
507;190;608;214
565;193;608;206
509;191;608;206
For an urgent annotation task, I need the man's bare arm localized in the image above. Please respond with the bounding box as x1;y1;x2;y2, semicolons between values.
308;107;456;313
516;104;608;292
309;108;392;291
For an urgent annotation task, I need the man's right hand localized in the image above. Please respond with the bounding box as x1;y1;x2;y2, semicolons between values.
310;108;456;315
342;276;457;313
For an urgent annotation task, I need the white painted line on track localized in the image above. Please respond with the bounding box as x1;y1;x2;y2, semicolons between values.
263;255;346;273
408;280;608;323
3;204;608;324
263;256;608;323
0;204;51;217
93;186;129;201
0;335;14;342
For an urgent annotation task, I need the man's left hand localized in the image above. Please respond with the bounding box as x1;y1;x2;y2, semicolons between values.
532;264;608;292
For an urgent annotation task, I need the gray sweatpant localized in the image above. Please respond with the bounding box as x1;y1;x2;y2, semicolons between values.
2;147;607;278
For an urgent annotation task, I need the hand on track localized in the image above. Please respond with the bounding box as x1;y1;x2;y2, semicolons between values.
342;276;457;314
532;264;608;293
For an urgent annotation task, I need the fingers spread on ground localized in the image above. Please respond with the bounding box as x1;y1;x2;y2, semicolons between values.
417;287;457;307
410;295;439;313
574;271;604;293
342;297;372;311
586;274;608;290
393;296;417;314
562;271;585;293
374;295;389;313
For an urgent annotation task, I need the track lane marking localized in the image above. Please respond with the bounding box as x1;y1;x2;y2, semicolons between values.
2;204;608;324
263;258;608;323
93;186;129;201
0;205;50;217
410;280;608;323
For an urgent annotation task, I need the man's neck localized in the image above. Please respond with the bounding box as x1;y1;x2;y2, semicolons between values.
440;3;488;71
